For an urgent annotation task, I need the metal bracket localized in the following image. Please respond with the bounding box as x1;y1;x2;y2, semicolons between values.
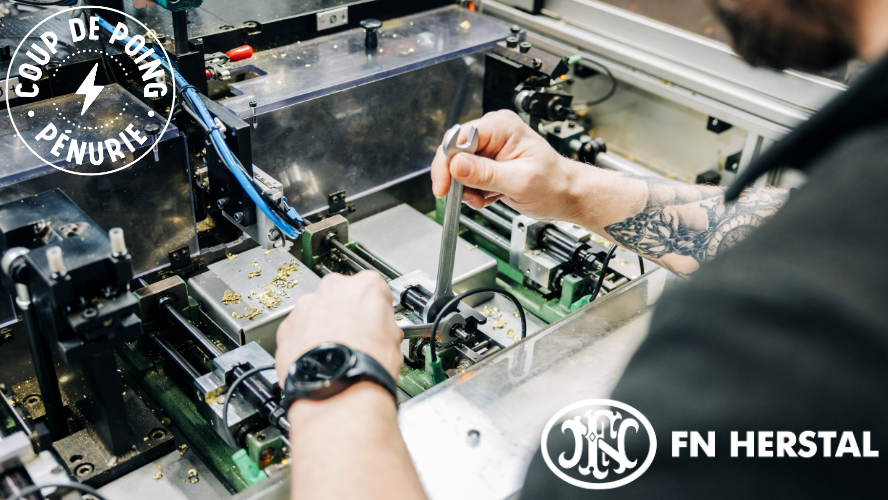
327;190;356;219
168;246;192;271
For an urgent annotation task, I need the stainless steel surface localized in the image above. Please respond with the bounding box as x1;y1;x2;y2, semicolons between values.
472;292;547;348
350;204;497;307
399;268;680;500
428;124;481;319
98;448;230;500
187;245;323;354
216;7;507;217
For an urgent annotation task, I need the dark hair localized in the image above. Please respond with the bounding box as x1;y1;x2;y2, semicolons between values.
708;0;857;72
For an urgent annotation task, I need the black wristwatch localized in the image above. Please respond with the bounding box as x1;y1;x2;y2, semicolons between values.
281;343;398;410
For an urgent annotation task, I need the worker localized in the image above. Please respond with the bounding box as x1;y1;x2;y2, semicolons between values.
274;0;888;497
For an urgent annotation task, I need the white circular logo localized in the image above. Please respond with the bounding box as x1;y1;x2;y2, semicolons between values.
4;6;175;176
541;399;657;489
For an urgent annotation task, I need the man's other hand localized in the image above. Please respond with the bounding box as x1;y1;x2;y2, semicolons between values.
275;271;403;385
430;110;590;222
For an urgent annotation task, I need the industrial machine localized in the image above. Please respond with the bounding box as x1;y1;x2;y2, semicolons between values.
0;1;844;499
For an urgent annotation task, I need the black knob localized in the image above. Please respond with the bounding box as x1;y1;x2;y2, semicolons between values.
0;45;11;62
361;19;383;50
506;36;519;49
519;41;532;53
510;25;521;35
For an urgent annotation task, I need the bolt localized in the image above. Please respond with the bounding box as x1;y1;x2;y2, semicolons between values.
268;228;281;241
506;36;519;49
145;123;161;162
360;19;383;50
554;126;562;134
82;307;98;319
467;429;481;447
217;198;229;209
532;58;543;69
75;463;94;477
519;41;532;53
250;101;258;129
1;328;12;343
234;212;245;223
260;448;274;462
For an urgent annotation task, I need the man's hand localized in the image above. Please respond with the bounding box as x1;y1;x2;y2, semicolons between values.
278;272;428;500
432;110;788;278
430;110;590;222
275;271;403;384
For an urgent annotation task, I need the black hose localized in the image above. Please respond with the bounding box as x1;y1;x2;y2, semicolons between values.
7;483;108;500
428;287;527;363
222;365;276;451
579;57;619;106
591;245;618;301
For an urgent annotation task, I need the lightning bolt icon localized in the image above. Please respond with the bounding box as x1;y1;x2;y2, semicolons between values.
76;63;104;116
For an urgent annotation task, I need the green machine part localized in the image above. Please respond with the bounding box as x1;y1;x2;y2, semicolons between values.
398;345;449;397
433;198;594;323
154;0;204;11
232;449;268;487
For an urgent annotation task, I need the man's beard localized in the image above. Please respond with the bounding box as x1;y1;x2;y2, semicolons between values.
708;0;858;72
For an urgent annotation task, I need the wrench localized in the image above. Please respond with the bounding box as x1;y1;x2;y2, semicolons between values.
423;124;480;322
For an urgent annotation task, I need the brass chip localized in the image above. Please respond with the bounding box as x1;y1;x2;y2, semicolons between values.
221;290;241;305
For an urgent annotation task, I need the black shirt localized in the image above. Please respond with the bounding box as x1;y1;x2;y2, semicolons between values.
521;57;888;499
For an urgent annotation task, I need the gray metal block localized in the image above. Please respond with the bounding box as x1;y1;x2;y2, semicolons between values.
187;246;322;354
349;204;497;306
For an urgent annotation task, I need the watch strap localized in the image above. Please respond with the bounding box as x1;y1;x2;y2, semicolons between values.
345;350;399;406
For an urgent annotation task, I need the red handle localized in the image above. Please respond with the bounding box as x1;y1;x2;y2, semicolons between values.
226;45;254;62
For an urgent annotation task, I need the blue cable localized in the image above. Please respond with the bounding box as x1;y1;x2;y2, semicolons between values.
94;15;300;239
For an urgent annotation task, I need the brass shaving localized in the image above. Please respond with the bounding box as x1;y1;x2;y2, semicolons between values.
232;306;262;320
221;290;241;305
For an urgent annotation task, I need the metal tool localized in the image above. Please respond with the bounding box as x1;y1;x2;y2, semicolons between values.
423;123;480;321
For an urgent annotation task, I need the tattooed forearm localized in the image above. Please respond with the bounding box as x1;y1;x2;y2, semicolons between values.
604;174;787;275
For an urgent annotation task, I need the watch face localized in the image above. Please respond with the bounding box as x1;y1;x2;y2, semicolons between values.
293;344;354;385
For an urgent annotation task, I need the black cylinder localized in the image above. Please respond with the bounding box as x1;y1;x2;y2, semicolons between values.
402;288;429;314
173;10;190;54
148;332;201;382
460;215;510;253
487;202;518;222
476;208;512;234
21;304;66;442
0;468;40;500
160;298;224;359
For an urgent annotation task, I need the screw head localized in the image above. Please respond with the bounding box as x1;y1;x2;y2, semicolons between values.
234;212;245;223
532;58;543;69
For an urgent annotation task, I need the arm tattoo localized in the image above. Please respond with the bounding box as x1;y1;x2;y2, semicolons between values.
604;174;787;274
